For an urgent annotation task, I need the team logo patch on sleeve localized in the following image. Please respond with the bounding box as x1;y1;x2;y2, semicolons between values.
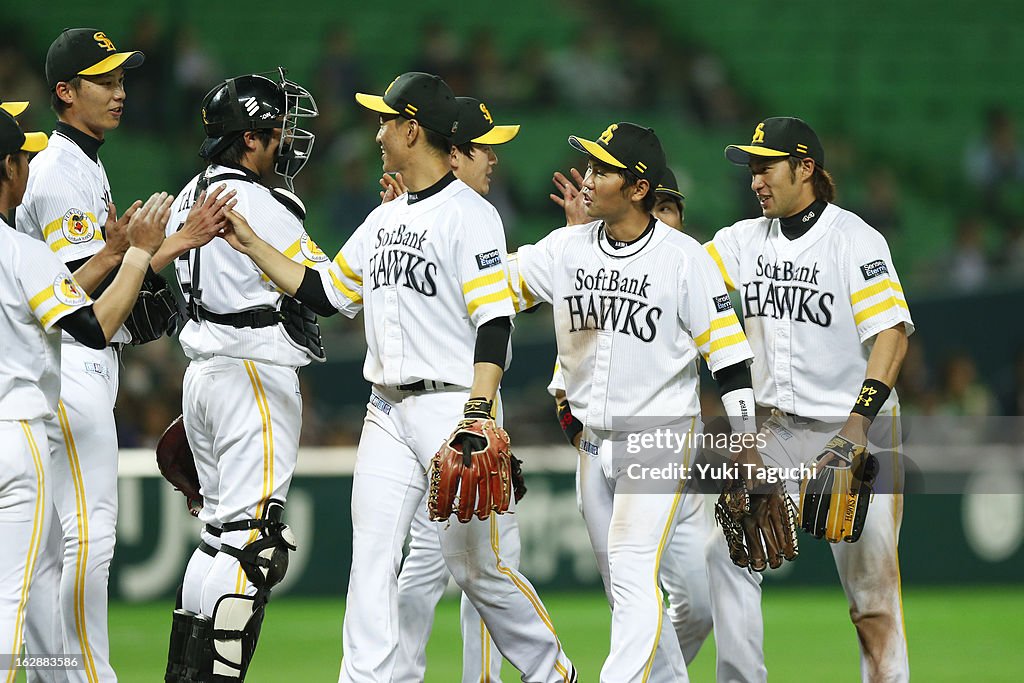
61;209;96;244
53;275;87;306
860;260;889;281
713;294;734;312
299;233;328;263
475;249;502;270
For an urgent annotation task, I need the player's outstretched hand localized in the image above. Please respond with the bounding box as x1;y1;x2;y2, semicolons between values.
178;184;238;251
127;192;172;255
549;168;589;226
103;199;142;259
379;172;407;203
220;208;261;254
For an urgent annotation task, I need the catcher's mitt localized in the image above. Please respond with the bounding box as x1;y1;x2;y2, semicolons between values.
429;418;513;523
125;271;182;345
799;434;879;543
156;415;202;516
716;479;799;572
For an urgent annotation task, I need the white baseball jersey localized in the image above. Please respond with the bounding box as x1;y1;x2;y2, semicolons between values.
168;165;331;367
322;174;515;387
0;218;91;420
706;202;914;417
509;220;753;429
16;128;132;345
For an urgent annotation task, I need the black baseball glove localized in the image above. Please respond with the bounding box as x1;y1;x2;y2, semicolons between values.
125;271;182;345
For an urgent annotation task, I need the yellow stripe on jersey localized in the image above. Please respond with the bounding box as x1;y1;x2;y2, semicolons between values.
853;297;910;327
705;243;737;291
333;251;363;285
467;287;512;317
241;361;275;593
29;285;53;310
850;278;906;305
709;331;748;355
463;270;506;295
693;313;742;349
40;302;75;328
329;270;363;304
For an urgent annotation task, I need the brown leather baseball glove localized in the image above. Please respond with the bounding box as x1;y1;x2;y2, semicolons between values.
156;415;202;516
428;405;513;523
716;478;799;572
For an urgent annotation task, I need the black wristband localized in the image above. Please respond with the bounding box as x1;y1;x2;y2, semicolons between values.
464;397;493;420
851;378;892;420
556;399;583;446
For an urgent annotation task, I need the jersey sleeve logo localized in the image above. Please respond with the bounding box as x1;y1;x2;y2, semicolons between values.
713;293;734;312
475;249;502;270
62;209;96;244
53;275;87;306
859;260;889;281
300;233;328;263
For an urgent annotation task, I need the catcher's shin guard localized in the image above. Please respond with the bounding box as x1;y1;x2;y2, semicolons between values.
181;613;214;682
165;608;196;682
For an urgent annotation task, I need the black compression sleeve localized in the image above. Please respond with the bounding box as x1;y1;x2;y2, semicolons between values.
294;267;338;317
56;306;106;349
474;317;512;366
713;360;752;396
66;255;118;297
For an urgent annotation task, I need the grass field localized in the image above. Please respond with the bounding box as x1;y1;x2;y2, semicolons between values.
28;586;1023;681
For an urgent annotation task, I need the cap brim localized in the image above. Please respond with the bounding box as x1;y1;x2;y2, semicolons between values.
355;93;399;115
724;144;789;165
78;51;145;77
473;124;519;145
568;135;626;168
655;186;684;200
1;101;29;117
21;131;48;153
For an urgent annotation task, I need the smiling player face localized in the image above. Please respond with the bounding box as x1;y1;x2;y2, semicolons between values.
748;156;815;219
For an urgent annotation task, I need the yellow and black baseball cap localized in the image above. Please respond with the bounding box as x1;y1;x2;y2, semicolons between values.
45;28;144;90
0;108;48;156
569;122;666;183
725;117;825;168
451;97;519;146
355;72;459;138
0;101;29;117
655;168;685;202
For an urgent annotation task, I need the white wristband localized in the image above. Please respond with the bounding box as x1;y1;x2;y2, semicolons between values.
122;246;152;274
722;387;757;434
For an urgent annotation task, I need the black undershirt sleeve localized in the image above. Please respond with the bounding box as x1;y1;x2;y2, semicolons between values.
713;360;752;396
474;316;512;366
55;306;106;349
294;267;339;317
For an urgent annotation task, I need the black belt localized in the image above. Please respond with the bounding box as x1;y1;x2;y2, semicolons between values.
398;379;456;392
191;304;282;329
779;411;820;425
198;541;218;558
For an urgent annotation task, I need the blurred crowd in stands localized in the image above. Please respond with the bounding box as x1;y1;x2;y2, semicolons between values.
1;12;1021;447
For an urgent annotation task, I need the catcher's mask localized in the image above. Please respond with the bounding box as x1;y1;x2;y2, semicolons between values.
199;67;318;190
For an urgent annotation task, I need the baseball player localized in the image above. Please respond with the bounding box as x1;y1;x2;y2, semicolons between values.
381;96;521;683
216;72;576;683
505;122;757;682
160;68;322;683
704;117;913;682
547;168;714;666
0;104;172;682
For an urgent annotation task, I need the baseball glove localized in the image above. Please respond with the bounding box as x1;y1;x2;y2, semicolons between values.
716;479;799;572
156;415;202;516
125;271;182;345
799;434;879;543
428;401;513;523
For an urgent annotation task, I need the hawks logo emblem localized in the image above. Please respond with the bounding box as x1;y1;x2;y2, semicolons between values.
53;275;87;306
599;124;618;145
479;103;493;125
299;233;328;263
62;209;96;244
752;122;766;144
93;32;116;52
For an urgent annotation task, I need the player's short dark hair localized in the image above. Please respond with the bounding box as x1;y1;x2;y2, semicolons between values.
50;77;82;115
787;156;836;203
453;141;476;159
420;125;451;158
211;129;275;168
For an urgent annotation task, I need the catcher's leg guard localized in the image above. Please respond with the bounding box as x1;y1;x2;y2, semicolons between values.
206;501;297;681
165;608;196;682
181;613;214;682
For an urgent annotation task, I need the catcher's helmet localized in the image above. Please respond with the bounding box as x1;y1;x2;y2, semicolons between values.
199;67;317;190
